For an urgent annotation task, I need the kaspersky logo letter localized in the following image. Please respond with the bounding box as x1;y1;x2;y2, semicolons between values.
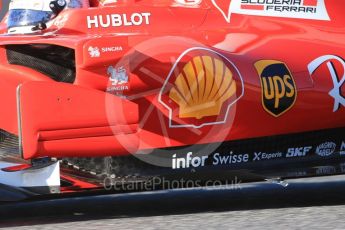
255;60;297;117
340;142;345;155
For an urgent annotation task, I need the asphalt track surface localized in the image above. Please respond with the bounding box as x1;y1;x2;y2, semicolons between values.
1;175;345;229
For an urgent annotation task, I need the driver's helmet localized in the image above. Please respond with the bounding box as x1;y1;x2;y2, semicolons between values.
7;0;86;34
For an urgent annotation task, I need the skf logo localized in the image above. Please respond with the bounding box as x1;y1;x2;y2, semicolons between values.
286;146;312;158
255;60;297;117
159;48;244;129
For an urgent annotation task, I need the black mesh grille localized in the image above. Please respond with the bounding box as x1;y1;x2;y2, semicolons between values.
0;129;19;155
6;44;76;83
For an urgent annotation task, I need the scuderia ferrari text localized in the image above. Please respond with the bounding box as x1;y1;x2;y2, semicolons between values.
230;0;330;21
87;12;151;29
242;0;317;13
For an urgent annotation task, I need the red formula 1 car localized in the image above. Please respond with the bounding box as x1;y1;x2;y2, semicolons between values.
0;0;344;201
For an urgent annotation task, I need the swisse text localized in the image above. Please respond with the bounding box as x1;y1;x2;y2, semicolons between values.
172;152;249;169
87;12;151;29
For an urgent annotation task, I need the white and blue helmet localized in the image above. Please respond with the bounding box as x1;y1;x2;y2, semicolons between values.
7;0;84;34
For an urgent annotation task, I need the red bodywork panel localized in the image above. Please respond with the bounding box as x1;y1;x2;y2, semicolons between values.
19;81;139;158
0;0;344;159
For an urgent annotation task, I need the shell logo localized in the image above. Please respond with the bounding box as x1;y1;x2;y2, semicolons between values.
159;47;244;129
169;56;237;119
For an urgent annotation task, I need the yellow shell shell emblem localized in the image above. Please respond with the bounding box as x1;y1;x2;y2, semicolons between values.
168;56;237;120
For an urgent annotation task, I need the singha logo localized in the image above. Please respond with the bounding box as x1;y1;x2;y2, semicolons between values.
107;66;129;86
88;46;100;58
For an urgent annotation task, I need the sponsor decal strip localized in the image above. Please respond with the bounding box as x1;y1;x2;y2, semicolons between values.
233;0;330;20
171;146;315;169
170;142;342;170
164;128;345;170
212;0;330;23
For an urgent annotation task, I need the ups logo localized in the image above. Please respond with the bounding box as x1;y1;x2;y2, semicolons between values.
254;60;297;117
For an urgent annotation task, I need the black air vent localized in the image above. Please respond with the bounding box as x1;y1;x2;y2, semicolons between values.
0;129;19;155
6;44;76;83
